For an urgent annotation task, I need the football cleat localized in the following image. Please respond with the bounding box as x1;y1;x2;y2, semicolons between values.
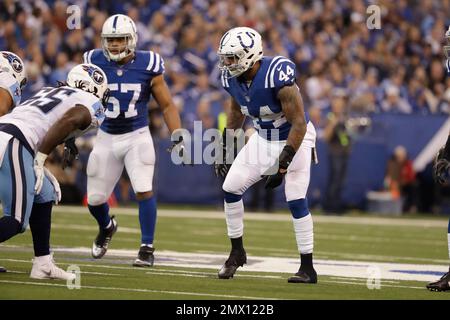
0;266;6;273
426;271;450;292
288;267;318;284
132;245;155;267
218;249;247;279
91;216;118;259
30;254;76;281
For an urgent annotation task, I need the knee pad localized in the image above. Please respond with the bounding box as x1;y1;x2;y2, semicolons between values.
288;198;310;219
88;193;108;206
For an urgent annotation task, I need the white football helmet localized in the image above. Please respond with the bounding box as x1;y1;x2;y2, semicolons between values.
0;51;27;89
444;25;450;59
101;14;138;61
66;63;109;106
217;27;263;78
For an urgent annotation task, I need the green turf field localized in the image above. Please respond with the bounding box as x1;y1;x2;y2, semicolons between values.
1;206;449;300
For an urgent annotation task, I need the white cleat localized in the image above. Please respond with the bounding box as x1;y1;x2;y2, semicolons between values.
30;254;75;281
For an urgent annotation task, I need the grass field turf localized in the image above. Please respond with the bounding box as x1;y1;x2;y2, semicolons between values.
0;206;449;300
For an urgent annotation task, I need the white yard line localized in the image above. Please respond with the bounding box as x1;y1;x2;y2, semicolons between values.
54;206;448;228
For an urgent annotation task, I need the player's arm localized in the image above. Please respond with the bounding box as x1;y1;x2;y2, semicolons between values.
38;105;92;155
151;74;182;134
226;97;246;130
0;88;13;116
278;85;307;153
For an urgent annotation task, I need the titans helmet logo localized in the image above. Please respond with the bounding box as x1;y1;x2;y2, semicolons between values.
82;65;104;85
2;52;23;73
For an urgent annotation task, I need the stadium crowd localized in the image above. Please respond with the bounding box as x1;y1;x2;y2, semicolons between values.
1;0;450;207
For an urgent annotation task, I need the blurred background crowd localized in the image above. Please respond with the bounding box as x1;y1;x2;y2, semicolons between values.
1;0;450;213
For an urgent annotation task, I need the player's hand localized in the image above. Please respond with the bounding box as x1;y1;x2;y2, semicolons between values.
44;167;62;205
167;136;191;165
433;147;450;185
62;137;79;169
261;145;296;190
214;129;232;178
33;152;48;194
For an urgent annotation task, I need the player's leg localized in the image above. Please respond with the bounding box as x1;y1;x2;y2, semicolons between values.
285;143;317;284
219;133;275;279
124;127;156;267
0;139;35;274
30;176;75;281
426;218;450;291
87;131;122;258
0;139;34;242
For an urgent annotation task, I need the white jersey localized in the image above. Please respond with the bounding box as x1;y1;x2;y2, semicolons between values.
0;71;21;106
0;86;104;153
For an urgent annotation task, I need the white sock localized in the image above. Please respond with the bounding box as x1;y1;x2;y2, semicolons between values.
224;200;244;238
141;244;153;248
292;214;314;254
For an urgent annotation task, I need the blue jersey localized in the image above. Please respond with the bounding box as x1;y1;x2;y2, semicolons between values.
83;49;164;134
221;56;309;141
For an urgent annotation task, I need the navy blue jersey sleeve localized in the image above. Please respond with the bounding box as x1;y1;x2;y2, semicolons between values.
145;51;165;75
266;57;296;93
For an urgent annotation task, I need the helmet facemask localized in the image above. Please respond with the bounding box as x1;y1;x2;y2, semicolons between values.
102;34;135;61
218;50;249;78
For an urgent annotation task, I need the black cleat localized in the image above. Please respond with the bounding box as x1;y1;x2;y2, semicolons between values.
91;216;118;259
133;246;155;267
0;266;6;273
218;249;247;279
426;271;450;292
288;268;318;284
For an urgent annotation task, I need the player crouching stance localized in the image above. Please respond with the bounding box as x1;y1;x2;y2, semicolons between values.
215;27;317;283
0;63;109;280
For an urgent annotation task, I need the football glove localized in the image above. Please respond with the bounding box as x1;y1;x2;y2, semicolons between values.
34;152;48;194
262;145;296;189
433;147;450;185
62;137;79;169
214;129;233;178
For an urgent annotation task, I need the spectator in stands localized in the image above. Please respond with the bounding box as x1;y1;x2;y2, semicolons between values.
385;146;418;213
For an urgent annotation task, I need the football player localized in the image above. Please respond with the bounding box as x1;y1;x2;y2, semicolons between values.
215;27;318;283
428;25;450;292
81;14;184;267
0;51;27;116
0;63;108;279
0;51;27;273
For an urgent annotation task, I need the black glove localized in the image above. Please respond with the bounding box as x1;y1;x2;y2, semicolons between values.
262;145;296;189
214;129;233;178
167;136;191;165
62;137;79;169
433;147;450;185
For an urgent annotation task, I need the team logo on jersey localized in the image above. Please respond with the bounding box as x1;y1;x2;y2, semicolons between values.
82;65;105;85
2;52;23;73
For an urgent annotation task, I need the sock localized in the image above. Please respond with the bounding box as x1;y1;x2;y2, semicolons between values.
88;203;111;229
224;192;244;238
138;197;157;244
29;202;52;257
300;253;314;270
231;236;244;251
292;214;314;254
141;243;153;248
0;216;21;242
288;198;314;255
